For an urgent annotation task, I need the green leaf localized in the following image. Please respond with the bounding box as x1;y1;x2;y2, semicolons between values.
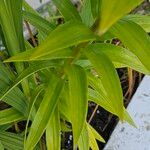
124;109;136;127
98;0;143;35
5;48;73;62
1;88;29;117
0;131;23;150
66;65;88;147
6;21;96;61
0;141;4;150
85;50;124;119
0;0;29;97
23;11;55;34
88;125;99;150
25;21;96;60
23;0;39;16
78;124;89;150
0;124;12;131
0;61;59;101
80;0;95;27
24;85;44;144
125;14;150;32
87;123;105;143
88;73;135;126
90;0;101;21
59;84;71;122
46;107;61;150
0;0;25;53
110;19;150;72
0;62;28;116
52;0;81;21
24;75;64;150
0;108;24;125
86;123;105;150
86;43;149;74
88;87;115;114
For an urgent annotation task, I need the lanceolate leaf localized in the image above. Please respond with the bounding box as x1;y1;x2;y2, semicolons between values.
52;0;81;21
0;62;28;116
66;65;88;147
24;75;64;150
90;0;101;21
87;123;105;143
98;0;143;35
0;108;24;125
0;131;24;150
0;141;4;150
78;124;89;150
0;125;12;132
86;43;149;74
6;21;96;61
46;107;61;150
125;14;150;32
88;73;135;126
88;125;99;150
0;0;25;53
110;19;150;72
59;84;71;122
24;85;44;144
28;21;96;59
87;123;105;150
5;48;73;62
23;11;55;34
85;50;124;119
0;61;59;101
80;0;95;27
0;0;29;97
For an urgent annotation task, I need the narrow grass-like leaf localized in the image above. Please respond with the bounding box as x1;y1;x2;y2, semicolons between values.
80;0;94;27
0;131;23;150
0;124;12;131
52;0;81;21
66;65;88;147
0;61;59;101
24;85;44;145
125;14;150;32
98;0;143;34
78;124;89;150
85;50;124;119
0;108;24;125
28;21;96;59
88;126;99;150
86;43;149;74
0;63;28;116
0;141;4;150
6;21;96;61
1;88;28;117
5;48;72;62
0;0;25;54
88;73;135;126
87;123;105;143
59;84;71;122
24;75;64;150
46;107;61;150
23;0;39;15
23;11;55;34
0;0;29;96
110;19;150;72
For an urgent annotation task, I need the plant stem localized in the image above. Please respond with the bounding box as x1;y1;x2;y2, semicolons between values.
88;105;99;123
24;20;37;47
